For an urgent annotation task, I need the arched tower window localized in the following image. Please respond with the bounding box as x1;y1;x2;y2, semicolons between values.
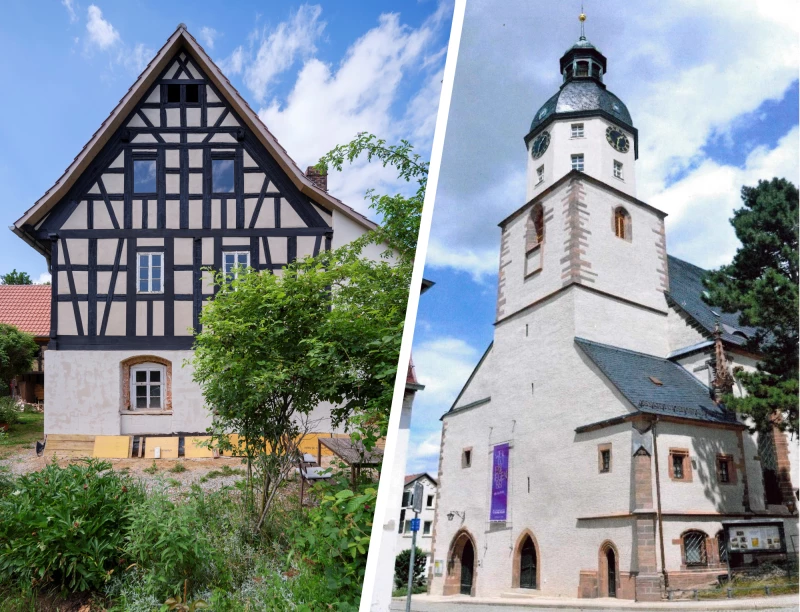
682;530;708;567
613;207;631;241
575;61;590;77
525;204;545;252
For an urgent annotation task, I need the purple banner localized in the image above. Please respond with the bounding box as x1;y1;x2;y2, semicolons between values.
490;443;509;521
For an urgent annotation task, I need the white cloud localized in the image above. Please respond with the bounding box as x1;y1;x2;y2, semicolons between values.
34;273;51;285
427;0;799;278
219;45;245;76
256;11;444;216
62;0;77;23
244;5;326;103
119;42;153;75
86;5;119;49
198;26;219;50
406;431;442;474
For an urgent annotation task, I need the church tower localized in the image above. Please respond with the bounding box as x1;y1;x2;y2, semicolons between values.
495;14;669;355
524;16;638;199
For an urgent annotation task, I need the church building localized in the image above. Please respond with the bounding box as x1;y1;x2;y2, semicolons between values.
11;25;382;452
427;23;798;601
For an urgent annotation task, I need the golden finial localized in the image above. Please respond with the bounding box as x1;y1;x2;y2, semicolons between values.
579;13;586;22
579;2;587;39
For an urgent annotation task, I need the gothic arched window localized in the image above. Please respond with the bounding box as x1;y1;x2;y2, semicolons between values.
613;207;631;241
682;530;708;567
526;204;544;252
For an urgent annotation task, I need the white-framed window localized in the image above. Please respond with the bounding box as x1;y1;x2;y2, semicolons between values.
426;494;434;507
571;123;584;138
130;363;166;409
137;252;163;293
614;160;624;180
423;521;432;535
223;251;250;277
571;154;584;172
536;165;544;185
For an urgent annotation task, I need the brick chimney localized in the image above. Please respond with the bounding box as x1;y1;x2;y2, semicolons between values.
305;166;327;192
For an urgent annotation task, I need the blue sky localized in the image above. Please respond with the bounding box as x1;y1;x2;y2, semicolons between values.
406;0;800;475
0;0;451;282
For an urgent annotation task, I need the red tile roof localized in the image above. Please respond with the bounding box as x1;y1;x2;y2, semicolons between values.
0;285;51;337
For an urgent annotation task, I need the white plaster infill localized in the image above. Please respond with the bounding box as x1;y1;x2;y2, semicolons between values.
392;593;798;610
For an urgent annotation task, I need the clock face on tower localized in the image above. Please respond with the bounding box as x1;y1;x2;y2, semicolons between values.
605;125;630;153
531;130;551;159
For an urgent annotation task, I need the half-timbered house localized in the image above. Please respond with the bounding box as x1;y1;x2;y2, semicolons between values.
12;24;384;444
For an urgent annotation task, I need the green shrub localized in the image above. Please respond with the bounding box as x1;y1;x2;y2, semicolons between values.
123;491;216;598
0;458;143;592
0;397;20;429
169;462;187;474
394;546;426;589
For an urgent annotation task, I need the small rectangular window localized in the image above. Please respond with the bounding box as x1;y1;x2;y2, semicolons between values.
423;521;432;535
166;84;181;103
571;154;584;172
137;252;163;293
536;165;544;185
398;508;405;534
462;449;472;468
600;449;611;473
185;84;200;104
426;494;434;507
133;159;157;193
404;521;411;533
614;160;624;180
718;458;729;483
212;158;236;193
717;455;735;484
672;453;686;480
571;123;584;138
401;491;410;507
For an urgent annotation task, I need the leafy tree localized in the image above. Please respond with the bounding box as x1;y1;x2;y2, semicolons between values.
394;546;427;589
0;324;38;393
703;178;799;434
0;270;32;285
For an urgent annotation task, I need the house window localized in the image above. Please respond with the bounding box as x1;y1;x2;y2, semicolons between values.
669;449;691;482
427;494;434;508
462;448;472;468
571;154;584;171
536;165;544;185
137;253;163;293
185;83;200;104
614;207;631;241
212;158;236;193
401;491;411;507
571;123;584;138
716;455;735;484
130;363;165;409
398;508;405;534
613;160;623;180
133;159;157;194
404;521;412;534
423;521;432;535
683;531;708;567
166;84;181;103
223;252;250;277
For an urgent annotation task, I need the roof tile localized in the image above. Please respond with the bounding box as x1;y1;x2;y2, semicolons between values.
0;285;51;337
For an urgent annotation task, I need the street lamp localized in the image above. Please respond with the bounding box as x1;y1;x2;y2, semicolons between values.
447;510;465;521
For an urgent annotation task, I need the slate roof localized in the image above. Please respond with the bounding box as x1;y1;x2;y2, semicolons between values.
575;337;739;425
530;80;633;134
666;255;757;347
0;285;50;337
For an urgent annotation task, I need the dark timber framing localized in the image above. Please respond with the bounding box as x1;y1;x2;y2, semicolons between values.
35;46;334;351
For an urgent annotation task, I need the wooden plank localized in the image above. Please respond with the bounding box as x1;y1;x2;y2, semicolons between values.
144;436;179;459
93;436;131;459
46;441;95;451
47;434;97;442
185;436;213;458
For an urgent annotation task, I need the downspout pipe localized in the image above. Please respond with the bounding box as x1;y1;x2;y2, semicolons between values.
651;417;668;588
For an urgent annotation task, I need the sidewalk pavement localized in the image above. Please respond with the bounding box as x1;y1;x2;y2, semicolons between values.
390;593;799;611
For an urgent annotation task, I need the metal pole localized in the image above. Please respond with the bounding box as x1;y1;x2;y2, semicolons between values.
405;510;418;612
725;531;732;586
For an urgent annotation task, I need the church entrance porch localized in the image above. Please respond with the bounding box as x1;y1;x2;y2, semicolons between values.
443;530;477;596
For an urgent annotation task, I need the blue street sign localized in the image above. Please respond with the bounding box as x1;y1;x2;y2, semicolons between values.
410;518;421;532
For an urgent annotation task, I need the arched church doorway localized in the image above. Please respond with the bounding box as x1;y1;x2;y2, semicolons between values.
599;541;619;598
520;536;537;588
444;530;477;596
460;539;475;595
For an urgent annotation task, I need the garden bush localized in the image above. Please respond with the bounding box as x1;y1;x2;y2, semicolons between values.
0;459;144;592
0;397;20;429
394;546;426;590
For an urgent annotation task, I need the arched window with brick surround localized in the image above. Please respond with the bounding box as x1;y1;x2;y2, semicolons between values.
121;355;172;411
682;530;708;567
526;204;545;252
613;207;631;241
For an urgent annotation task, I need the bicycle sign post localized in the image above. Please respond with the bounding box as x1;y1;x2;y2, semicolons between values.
405;482;424;612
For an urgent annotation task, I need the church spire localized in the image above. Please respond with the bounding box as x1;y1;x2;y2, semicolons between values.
579;3;587;40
